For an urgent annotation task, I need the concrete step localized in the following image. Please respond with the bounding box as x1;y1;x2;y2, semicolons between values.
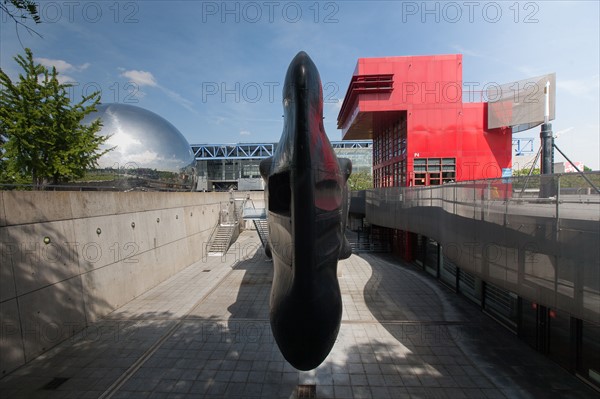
207;223;238;254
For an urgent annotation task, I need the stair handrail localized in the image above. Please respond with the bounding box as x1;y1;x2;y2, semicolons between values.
219;200;238;226
205;219;220;254
253;219;269;248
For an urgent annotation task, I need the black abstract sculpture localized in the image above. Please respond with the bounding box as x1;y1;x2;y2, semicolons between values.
259;51;352;370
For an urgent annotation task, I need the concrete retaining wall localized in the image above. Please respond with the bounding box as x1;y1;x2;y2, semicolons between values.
0;191;232;376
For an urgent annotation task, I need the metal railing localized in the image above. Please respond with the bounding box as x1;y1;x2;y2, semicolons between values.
0;179;194;192
366;172;600;325
370;172;599;221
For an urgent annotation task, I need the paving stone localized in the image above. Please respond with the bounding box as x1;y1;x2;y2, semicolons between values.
0;232;596;399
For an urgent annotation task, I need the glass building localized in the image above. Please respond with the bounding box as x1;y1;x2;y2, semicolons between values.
192;141;372;191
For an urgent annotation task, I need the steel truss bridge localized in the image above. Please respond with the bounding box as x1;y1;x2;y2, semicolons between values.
190;140;373;160
191;139;532;160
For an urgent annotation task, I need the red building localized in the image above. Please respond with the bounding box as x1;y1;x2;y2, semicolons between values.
338;54;512;188
338;54;512;259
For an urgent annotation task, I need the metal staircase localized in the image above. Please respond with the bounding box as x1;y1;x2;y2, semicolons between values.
253;219;269;248
241;200;269;250
206;199;239;256
206;224;236;255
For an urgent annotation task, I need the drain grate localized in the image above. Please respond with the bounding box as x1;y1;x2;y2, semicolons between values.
42;377;70;390
296;384;316;398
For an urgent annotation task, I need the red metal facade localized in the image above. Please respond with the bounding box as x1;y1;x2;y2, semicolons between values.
338;54;512;188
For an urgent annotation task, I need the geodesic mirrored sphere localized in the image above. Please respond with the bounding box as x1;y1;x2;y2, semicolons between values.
83;103;197;191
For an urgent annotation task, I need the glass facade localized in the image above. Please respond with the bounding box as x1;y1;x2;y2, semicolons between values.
413;158;457;186
333;147;372;174
197;159;263;181
373;114;407;188
194;141;372;191
373;120;457;188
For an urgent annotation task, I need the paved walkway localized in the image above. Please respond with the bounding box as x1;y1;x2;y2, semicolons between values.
0;231;597;398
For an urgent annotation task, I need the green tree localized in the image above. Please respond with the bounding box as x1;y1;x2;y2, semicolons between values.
0;48;109;189
1;1;41;37
513;167;540;177
347;170;373;190
1;0;40;23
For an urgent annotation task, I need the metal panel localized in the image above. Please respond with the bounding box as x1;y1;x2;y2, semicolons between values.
366;172;600;325
488;73;556;131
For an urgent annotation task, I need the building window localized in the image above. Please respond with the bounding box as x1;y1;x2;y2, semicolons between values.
372;115;408;188
242;164;260;178
412;158;456;185
428;158;441;185
442;158;456;183
414;159;427;186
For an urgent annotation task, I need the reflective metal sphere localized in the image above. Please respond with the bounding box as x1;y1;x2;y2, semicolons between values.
84;103;197;191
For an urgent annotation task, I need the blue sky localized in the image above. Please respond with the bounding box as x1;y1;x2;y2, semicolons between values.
1;1;599;169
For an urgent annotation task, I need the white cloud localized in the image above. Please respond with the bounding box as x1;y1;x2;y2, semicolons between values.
163;87;196;113
120;70;158;87
558;75;600;99
35;57;90;73
106;131;142;154
37;73;76;85
325;98;343;112
99;149;159;169
240;130;251;136
119;69;196;114
125;150;160;165
516;65;545;78
553;127;575;139
56;74;76;84
36;58;71;72
450;45;479;57
34;58;90;84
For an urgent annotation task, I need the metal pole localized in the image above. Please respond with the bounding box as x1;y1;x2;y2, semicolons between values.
539;81;556;198
540;123;554;176
539;123;555;198
555;174;560;241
